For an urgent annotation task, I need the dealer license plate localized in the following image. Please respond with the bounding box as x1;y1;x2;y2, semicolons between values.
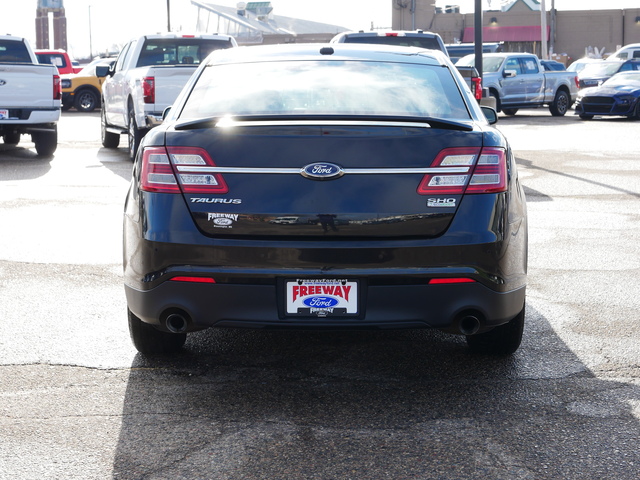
0;109;9;120
286;279;358;317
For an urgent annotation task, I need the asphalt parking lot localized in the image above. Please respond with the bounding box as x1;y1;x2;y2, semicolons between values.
1;109;639;479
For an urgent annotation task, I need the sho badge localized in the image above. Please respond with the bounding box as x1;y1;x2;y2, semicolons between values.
208;213;239;228
428;198;456;208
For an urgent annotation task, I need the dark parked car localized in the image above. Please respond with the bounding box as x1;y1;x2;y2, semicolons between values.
575;71;640;119
123;43;528;356
577;59;640;88
541;60;566;71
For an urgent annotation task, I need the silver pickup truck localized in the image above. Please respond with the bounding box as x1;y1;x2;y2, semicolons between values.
457;52;579;116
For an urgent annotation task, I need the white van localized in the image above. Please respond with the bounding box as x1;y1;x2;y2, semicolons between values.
609;43;640;60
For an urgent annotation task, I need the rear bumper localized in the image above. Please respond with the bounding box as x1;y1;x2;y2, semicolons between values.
125;280;526;332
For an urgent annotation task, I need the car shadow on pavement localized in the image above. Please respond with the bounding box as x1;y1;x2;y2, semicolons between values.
112;304;640;479
0;145;53;179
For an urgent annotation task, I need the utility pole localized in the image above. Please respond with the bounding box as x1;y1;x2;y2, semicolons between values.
540;0;548;59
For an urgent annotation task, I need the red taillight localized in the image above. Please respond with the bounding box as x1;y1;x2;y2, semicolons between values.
417;147;507;195
429;278;476;284
417;147;479;195
465;147;508;194
170;276;216;283
574;75;579;89
53;74;61;100
143;76;155;104
471;76;483;101
385;33;399;37
140;147;181;193
140;146;229;194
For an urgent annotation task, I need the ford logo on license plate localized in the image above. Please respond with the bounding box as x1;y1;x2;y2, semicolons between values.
300;162;344;180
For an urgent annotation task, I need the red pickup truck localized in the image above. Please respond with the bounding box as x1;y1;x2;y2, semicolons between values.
35;49;82;75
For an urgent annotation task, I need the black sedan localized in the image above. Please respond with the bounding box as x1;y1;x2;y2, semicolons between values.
575;71;640;119
123;43;528;356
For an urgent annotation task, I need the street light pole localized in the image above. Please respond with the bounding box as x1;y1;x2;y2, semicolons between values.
88;5;93;58
167;0;171;32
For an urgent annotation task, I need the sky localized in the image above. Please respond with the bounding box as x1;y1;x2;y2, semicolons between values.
1;0;638;60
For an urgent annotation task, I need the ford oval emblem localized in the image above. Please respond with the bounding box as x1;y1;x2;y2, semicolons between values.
300;162;344;180
303;296;340;308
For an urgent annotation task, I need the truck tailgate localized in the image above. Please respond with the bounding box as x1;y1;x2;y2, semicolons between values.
149;65;199;110
0;64;57;108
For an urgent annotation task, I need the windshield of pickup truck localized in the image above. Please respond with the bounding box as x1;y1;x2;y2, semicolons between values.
456;55;504;73
136;38;234;67
0;40;32;63
179;60;471;120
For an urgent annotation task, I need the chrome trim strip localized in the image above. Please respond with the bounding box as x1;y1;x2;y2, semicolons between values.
215;119;433;128
175;166;471;174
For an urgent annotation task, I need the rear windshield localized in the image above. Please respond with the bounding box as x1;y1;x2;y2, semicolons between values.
0;40;32;63
36;53;68;69
136;38;233;67
580;62;623;77
456;55;505;73
342;35;443;51
179;60;470;120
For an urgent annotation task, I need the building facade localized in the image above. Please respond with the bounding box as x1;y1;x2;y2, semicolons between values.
392;0;640;62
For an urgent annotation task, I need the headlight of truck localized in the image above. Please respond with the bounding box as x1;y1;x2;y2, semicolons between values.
61;79;71;89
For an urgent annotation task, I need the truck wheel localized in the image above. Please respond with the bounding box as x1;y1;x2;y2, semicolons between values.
128;107;144;162
74;89;99;112
502;108;518;115
32;128;58;156
466;304;525;355
128;309;186;355
101;106;120;148
3;132;21;145
579;114;593;120
490;91;501;112
550;90;570;116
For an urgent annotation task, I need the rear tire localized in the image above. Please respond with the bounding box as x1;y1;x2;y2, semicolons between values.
128;309;187;355
502;108;518;116
128;106;144;162
32;128;58;156
3;132;20;145
490;91;501;113
549;89;570;116
101;105;120;148
466;304;525;355
579;114;594;120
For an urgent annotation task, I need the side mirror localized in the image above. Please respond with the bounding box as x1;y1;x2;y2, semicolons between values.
481;106;498;125
95;65;110;78
503;69;517;78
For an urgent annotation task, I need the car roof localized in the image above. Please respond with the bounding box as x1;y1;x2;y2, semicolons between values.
333;30;441;38
204;43;450;67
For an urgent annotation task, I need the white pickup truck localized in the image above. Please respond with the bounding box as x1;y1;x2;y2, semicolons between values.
0;35;61;156
457;52;579;116
98;33;237;161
